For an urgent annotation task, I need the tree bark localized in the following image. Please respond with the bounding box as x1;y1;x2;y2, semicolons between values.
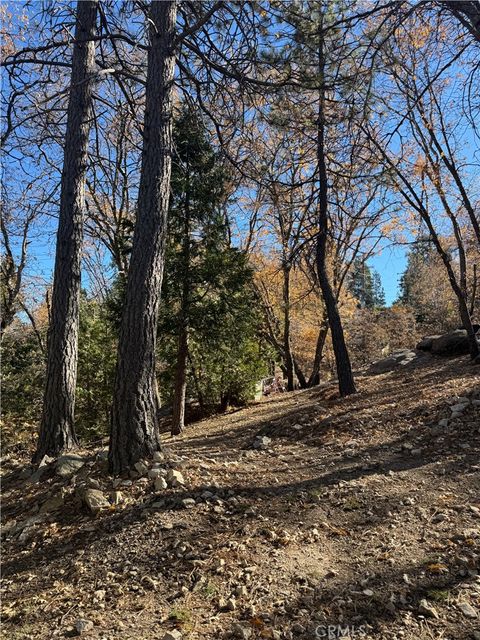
308;318;329;387
282;263;295;391
109;0;177;474
34;1;98;462
171;152;191;435
315;21;356;397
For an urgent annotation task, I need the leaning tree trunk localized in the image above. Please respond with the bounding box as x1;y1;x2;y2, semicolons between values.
109;0;177;474
34;1;98;463
315;24;356;397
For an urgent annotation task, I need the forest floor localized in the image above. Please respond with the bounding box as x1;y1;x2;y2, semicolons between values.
1;354;480;640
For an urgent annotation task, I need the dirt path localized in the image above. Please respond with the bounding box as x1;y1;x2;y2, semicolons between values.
1;355;479;639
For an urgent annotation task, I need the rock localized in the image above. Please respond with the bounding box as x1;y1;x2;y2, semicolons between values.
226;597;236;611
148;468;164;479
431;329;473;356
56;455;85;478
75;618;94;635
134;460;149;476
84;488;110;513
438;418;449;428
418;598;439;619
40;490;65;513
457;602;477;618
153;451;165;463
411;448;422;457
416;336;441;351
253;435;271;450
154;476;168;491
167;469;185;487
182;498;196;509
96;448;109;461
231;623;252;639
162;631;182;640
367;350;418;375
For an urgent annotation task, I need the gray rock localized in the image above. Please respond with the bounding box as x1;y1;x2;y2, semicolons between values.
231;623;252;639
75;618;94;635
84;488;110;513
153;450;165;463
367;350;418;375
154;476;168;491
162;631;182;640
167;469;185;487
134;460;149;476
416;336;441;351
148;468;164;480
182;498;196;509
431;329;474;356
418;598;439;619
56;454;85;478
457;602;477;618
253;435;271;450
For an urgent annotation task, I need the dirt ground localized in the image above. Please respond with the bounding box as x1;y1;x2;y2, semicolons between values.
1;354;479;640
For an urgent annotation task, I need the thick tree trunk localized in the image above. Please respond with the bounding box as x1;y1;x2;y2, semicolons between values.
109;0;177;474
34;1;98;463
315;26;356;397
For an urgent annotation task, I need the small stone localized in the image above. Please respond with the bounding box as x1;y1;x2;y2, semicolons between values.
153;451;165;463
362;589;374;596
75;618;94;635
84;488;110;513
134;460;149;476
162;631;182;640
167;469;185;487
56;455;85;478
418;598;439;619
182;498;196;509
457;602;477;618
226;597;236;611
411;448;422;456
231;623;252;639
438;418;449;427
148;468;164;479
253;435;271;450
154;476;168;491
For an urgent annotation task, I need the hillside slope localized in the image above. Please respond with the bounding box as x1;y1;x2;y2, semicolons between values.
1;355;480;640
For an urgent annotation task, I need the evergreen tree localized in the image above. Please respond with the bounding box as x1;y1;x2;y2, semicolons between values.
349;258;386;309
159;107;267;432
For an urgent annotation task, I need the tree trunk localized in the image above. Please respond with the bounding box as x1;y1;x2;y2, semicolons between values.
282;263;295;391
34;1;98;463
315;23;356;397
308;318;329;387
171;325;188;435
109;0;177;474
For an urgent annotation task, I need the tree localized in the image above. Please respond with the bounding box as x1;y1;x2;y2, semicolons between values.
34;1;99;462
109;1;177;473
348;258;386;309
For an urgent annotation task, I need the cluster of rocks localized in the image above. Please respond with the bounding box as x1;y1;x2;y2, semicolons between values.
367;326;480;375
367;349;422;375
417;326;480;357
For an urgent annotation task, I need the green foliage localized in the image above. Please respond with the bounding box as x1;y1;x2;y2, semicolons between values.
157;106;269;411
1;324;45;446
348;258;386;309
75;296;117;440
1;296;117;447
